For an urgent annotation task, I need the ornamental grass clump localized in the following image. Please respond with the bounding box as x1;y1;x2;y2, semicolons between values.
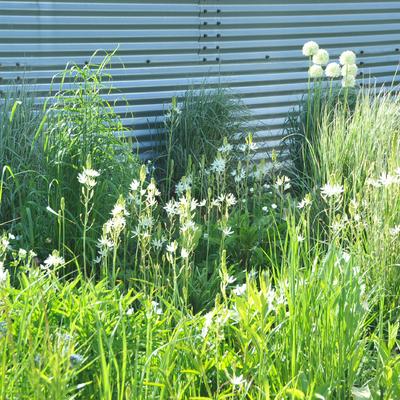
160;86;249;198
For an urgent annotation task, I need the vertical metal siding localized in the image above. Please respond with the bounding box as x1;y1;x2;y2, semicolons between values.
1;1;400;161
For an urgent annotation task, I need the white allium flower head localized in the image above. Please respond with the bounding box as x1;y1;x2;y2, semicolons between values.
302;41;319;57
325;62;341;78
312;49;329;66
341;64;358;77
308;64;324;79
341;75;356;88
339;50;356;66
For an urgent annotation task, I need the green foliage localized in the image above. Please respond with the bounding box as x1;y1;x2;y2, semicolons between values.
34;55;139;262
1;50;400;399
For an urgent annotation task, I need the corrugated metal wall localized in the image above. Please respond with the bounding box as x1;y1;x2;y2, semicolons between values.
1;1;400;161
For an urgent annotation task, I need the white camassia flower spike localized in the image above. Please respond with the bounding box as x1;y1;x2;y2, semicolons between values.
181;248;190;259
82;169;99;178
231;375;246;386
320;183;344;198
78;168;100;188
325;62;341;78
130;179;140;191
210;157;226;174
0;262;9;286
44;251;65;268
339;50;356;65
233;283;247;296
312;49;329;66
308;64;324;79
166;241;178;253
302;41;319;56
222;226;234;237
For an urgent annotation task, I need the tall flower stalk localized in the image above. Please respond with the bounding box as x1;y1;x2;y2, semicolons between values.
77;162;100;277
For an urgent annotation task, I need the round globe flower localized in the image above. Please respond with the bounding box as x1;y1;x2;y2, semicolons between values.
325;62;341;78
308;64;324;79
339;50;356;65
312;49;329;66
342;75;356;88
302;41;319;57
341;64;358;77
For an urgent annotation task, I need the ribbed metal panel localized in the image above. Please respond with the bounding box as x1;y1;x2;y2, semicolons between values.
1;1;400;161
